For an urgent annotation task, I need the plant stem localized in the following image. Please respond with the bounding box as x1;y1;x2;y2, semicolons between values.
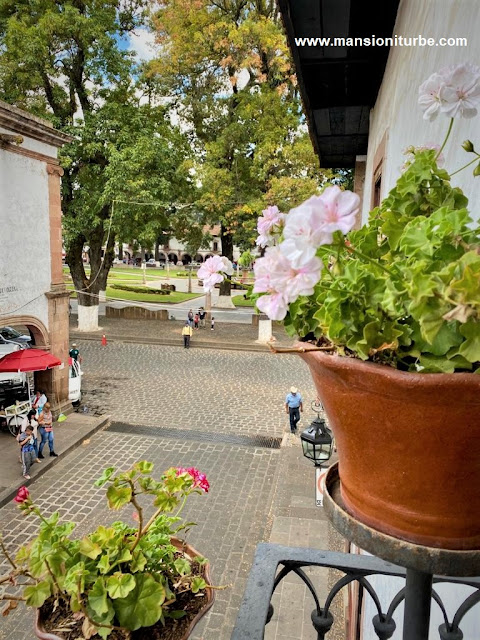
449;156;479;176
0;535;17;570
44;559;64;598
344;245;397;277
437;117;454;159
129;487;144;552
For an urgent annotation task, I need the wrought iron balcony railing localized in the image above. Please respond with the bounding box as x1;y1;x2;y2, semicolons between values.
231;543;480;640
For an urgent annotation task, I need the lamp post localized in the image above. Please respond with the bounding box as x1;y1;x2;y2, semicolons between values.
300;402;333;507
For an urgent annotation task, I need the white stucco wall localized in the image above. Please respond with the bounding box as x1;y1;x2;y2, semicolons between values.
0;146;52;327
363;0;480;222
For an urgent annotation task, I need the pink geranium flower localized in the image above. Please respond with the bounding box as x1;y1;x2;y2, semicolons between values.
14;487;30;503
441;63;480;119
197;255;233;293
418;70;449;121
176;467;210;493
256;205;285;248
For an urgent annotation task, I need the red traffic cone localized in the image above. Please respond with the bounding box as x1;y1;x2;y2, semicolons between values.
101;334;107;346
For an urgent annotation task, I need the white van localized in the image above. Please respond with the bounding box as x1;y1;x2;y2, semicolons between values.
0;344;28;406
68;358;82;405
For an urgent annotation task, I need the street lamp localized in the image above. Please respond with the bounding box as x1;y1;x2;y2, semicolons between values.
300;404;333;467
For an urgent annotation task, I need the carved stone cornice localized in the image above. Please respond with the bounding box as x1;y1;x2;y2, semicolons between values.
47;164;64;177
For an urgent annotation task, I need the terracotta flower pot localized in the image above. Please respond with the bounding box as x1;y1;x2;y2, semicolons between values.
34;538;214;639
299;345;480;549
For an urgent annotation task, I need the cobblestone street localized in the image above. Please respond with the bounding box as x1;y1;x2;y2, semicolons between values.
78;341;316;439
0;341;320;639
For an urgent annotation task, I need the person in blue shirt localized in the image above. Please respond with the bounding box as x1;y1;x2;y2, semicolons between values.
285;386;303;434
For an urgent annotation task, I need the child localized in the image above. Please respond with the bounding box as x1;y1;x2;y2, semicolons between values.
19;425;36;479
211;316;215;331
182;322;193;348
38;402;58;458
18;409;40;463
194;313;199;329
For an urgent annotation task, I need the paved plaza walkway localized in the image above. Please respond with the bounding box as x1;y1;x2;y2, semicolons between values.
0;341;344;640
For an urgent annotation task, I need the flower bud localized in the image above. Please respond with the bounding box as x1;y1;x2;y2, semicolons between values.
462;140;475;153
473;162;480;177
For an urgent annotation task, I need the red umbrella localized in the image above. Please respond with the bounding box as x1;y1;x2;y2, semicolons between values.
0;349;62;373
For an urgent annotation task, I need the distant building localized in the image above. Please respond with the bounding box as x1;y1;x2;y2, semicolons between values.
0;100;72;412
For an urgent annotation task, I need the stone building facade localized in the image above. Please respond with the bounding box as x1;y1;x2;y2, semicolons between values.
0;100;72;412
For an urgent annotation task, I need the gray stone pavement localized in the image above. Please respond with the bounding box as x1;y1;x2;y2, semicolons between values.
0;341;344;640
0;413;109;507
69;315;292;351
75;341;314;439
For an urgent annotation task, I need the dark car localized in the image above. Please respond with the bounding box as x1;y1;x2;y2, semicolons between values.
0;326;32;348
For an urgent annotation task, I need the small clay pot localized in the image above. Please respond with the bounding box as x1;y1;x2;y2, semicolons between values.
299;345;480;549
35;537;214;639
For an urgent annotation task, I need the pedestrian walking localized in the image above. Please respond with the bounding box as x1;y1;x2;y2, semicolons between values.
32;390;47;417
182;322;193;348
18;409;40;463
199;307;206;328
194;313;200;329
38;402;58;458
187;309;194;327
285;386;303;434
19;425;36;479
210;316;215;331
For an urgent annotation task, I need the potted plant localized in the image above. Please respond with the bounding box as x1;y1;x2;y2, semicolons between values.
1;462;215;639
200;63;480;550
238;250;255;283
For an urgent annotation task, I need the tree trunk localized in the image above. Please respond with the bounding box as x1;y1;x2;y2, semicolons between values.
219;224;233;296
67;214;115;331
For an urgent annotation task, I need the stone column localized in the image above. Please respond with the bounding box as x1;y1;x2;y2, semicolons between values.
45;163;70;414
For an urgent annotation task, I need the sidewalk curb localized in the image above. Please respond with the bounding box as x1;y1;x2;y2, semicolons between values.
70;332;271;353
0;415;111;509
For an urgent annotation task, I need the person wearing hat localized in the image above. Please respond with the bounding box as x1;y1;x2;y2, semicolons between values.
69;343;82;363
285;386;303;434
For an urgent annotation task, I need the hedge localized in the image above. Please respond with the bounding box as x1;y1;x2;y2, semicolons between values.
110;283;171;295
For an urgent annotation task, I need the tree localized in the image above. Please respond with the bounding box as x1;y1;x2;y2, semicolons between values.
0;0;192;329
149;0;344;296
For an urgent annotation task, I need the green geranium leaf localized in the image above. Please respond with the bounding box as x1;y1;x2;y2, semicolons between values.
106;485;132;510
106;572;136;599
168;610;187;619
113;573;166;631
88;577;109;616
173;557;191;576
459;322;480;362
191;576;207;594
94;467;116;487
23;580;51;607
134;461;154;474
115;547;133;564
97;554;111;575
79;537;102;559
130;551;147;572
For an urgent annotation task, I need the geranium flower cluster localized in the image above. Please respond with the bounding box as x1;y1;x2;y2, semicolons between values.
255;205;285;248
252;186;360;320
176;466;210;493
418;62;480;121
197;255;234;292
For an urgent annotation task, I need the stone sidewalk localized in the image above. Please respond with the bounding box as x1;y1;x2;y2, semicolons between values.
69;315;294;352
0;412;109;508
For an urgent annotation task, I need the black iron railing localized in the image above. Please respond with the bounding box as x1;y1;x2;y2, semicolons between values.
230;543;480;640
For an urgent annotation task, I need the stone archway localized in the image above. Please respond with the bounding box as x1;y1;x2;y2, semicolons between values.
168;253;178;264
194;255;204;263
182;254;192;264
1;315;50;349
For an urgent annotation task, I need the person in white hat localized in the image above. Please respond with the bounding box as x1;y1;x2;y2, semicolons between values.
69;343;82;364
285;386;303;434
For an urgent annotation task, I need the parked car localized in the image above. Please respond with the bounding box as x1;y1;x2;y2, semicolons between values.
146;258;158;267
0;344;28;406
0;326;32;348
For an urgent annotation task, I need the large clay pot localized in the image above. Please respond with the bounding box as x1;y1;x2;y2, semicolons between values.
299;345;480;549
35;538;214;639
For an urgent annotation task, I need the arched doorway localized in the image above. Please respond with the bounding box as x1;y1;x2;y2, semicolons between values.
168;253;178;264
194;254;204;263
182;254;192;264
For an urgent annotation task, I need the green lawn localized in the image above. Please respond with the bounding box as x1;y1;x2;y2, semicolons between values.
105;287;199;303
66;284;200;303
232;294;255;307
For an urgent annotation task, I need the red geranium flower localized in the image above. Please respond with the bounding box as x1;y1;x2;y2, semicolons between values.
14;487;30;503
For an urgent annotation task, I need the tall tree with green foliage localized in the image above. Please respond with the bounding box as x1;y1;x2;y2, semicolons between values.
149;0;342;296
0;0;192;329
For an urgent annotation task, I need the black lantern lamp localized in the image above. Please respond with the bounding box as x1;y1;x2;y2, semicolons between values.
301;404;333;467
